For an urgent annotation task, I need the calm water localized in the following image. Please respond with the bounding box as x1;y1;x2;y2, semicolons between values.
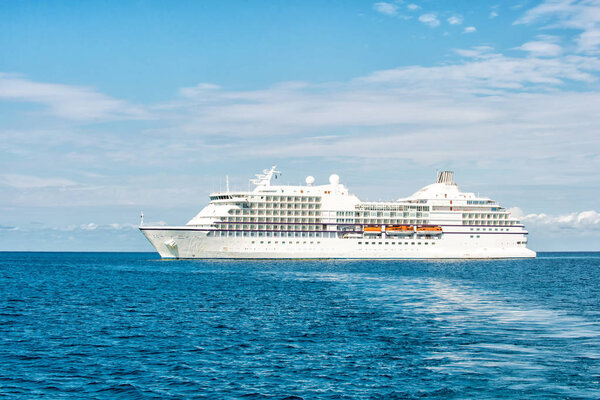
1;252;599;399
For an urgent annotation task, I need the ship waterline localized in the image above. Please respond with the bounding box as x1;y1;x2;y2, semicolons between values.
140;166;535;259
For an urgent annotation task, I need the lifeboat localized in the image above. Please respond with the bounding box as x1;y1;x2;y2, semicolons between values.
363;226;382;234
385;225;414;236
416;225;443;236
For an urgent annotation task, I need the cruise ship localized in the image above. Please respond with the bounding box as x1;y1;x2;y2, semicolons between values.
140;166;535;259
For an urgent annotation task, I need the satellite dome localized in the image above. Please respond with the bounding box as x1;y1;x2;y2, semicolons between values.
305;176;315;186
329;174;340;185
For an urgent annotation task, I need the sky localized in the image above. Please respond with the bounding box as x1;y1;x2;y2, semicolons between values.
1;0;600;251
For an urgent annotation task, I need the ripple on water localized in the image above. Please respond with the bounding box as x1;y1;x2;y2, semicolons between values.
0;252;599;399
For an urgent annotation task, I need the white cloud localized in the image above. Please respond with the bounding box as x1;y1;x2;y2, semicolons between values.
179;83;221;98
361;48;599;89
54;222;140;232
0;174;78;189
0;73;149;120
518;40;563;56
578;29;600;53
490;11;499;19
407;4;420;11
516;0;600;54
419;13;440;27
448;15;463;25
463;26;477;33
373;2;398;16
80;223;98;231
152;47;600;183
511;207;600;231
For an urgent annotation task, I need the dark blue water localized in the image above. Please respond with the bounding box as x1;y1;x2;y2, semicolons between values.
1;253;599;399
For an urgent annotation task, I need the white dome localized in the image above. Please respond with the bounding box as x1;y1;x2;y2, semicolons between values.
305;176;315;185
329;174;340;185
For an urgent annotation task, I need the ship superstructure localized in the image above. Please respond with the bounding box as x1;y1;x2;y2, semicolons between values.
140;166;535;259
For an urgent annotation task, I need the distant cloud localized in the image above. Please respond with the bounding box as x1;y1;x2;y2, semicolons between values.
407;4;420;11
373;2;398;16
55;222;139;232
463;26;477;33
80;223;98;231
511;208;600;231
419;13;440;27
179;83;221;97
0;174;77;189
0;73;149;121
516;0;600;54
517;40;562;57
490;11;499;19
447;15;463;25
578;29;600;53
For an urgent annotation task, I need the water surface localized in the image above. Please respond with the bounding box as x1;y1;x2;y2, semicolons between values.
1;252;599;399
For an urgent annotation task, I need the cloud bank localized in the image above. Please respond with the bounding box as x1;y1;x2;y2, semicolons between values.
0;73;148;120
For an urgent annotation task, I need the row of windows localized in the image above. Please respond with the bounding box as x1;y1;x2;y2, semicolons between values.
253;240;321;245
334;218;428;224
222;217;321;223
464;221;516;226
217;224;321;231
211;231;339;238
462;213;508;219
470;227;511;231
338;211;429;218
231;210;320;216
246;203;321;210
466;200;495;205
356;204;429;212
357;241;437;246
254;196;321;202
248;240;438;246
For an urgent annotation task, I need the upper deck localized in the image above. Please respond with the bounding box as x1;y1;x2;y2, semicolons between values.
186;166;522;231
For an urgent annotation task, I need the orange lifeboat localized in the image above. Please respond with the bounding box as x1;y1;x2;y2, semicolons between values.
363;226;382;233
385;225;414;236
416;225;443;235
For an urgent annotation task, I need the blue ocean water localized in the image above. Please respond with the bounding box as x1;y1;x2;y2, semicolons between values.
1;253;599;399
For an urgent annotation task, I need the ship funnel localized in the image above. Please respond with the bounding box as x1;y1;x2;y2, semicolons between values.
437;171;454;184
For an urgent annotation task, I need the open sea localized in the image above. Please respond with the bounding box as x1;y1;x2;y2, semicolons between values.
1;252;599;399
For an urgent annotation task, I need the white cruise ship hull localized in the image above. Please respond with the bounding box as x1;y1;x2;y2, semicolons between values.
140;227;536;259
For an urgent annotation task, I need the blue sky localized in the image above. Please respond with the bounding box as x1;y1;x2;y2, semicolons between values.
1;0;600;251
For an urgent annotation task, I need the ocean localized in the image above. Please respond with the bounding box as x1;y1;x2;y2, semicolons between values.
1;252;599;399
